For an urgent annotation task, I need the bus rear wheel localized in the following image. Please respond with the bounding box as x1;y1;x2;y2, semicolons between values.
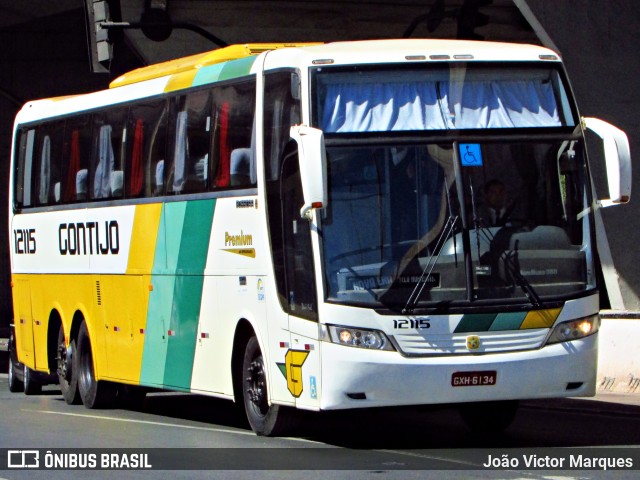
23;364;42;395
8;352;24;393
458;400;519;433
76;321;116;409
57;325;81;405
242;336;297;436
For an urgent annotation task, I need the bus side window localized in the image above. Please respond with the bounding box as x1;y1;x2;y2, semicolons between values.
169;90;212;194
127;99;168;197
35;121;64;206
211;79;256;189
14;128;36;209
91;107;127;200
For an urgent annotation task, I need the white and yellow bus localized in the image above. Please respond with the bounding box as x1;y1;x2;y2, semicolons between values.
9;40;631;435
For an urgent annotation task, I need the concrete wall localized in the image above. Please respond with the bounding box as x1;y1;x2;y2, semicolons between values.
527;0;640;311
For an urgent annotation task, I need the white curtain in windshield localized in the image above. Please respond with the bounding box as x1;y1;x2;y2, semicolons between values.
320;79;561;132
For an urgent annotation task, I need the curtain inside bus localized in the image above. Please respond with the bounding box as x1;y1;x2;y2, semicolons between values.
320;76;563;132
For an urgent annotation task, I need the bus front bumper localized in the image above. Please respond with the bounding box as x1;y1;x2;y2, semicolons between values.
318;333;597;410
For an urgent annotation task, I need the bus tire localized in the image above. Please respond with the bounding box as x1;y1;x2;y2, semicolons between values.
242;336;298;436
458;400;519;433
77;321;116;409
8;352;24;393
23;364;42;395
57;325;81;405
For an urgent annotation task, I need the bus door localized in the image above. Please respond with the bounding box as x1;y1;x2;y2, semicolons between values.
280;148;319;326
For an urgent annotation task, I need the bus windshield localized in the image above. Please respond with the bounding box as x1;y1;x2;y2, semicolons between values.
314;63;576;132
320;137;593;309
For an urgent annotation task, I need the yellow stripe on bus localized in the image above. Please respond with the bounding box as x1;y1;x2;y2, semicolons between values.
521;308;562;329
127;204;163;274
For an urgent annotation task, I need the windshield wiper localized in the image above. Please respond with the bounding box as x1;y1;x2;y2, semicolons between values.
402;214;458;314
501;240;543;307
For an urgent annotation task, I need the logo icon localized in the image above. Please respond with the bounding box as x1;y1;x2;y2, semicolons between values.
8;450;39;468
276;349;310;397
466;335;481;350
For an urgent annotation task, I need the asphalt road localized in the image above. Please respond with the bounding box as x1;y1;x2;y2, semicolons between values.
0;370;639;480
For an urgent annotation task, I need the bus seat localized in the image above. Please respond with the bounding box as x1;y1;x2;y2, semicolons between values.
230;148;251;186
509;225;572;250
76;169;88;201
155;160;164;195
110;170;123;197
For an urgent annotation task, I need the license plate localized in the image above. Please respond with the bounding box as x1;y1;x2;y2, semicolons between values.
451;370;497;387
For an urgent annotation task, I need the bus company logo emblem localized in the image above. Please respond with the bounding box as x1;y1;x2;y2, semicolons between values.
276;350;309;397
466;335;481;350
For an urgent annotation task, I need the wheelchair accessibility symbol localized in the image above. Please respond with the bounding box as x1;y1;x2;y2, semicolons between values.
459;143;483;166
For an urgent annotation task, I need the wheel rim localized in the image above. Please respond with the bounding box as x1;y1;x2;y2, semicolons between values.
245;355;269;417
57;342;72;382
8;356;14;385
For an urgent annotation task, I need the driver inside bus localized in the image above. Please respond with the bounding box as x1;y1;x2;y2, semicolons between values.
478;179;516;227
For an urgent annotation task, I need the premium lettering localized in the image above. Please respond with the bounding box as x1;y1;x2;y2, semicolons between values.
225;230;253;247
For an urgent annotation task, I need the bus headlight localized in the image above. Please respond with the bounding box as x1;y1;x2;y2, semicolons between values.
546;314;600;345
325;325;395;351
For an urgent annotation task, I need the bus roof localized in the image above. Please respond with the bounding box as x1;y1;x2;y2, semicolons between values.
109;43;321;89
262;39;561;68
14;40;562;127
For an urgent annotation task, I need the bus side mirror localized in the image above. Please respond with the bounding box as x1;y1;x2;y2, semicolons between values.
583;117;632;207
290;125;328;219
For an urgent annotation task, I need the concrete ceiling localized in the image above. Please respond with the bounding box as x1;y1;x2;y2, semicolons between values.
116;0;545;64
0;1;550;71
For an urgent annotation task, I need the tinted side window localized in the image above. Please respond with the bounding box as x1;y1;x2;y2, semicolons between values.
127;99;168;197
14;129;35;209
34;121;64;205
90;107;128;200
211;80;256;189
61;115;92;203
170;90;212;194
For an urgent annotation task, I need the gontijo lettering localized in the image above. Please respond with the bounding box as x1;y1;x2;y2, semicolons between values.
59;221;120;255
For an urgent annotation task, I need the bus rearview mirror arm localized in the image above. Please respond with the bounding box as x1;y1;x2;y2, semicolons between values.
290;125;328;219
583;117;632;207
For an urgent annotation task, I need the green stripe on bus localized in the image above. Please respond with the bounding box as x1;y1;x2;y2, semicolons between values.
454;313;498;333
218;56;256;81
140;203;186;386
489;311;528;331
193;63;226;87
163;199;215;390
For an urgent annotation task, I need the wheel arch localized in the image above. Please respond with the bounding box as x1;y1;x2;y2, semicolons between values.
46;310;63;373
231;318;257;403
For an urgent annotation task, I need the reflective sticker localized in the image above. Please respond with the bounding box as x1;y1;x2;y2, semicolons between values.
310;376;318;399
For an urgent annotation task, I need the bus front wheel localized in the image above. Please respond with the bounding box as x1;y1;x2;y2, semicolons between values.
242;336;297;436
57;325;81;405
76;321;116;409
458;400;519;433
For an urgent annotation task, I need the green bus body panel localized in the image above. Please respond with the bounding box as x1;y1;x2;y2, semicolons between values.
140;199;216;389
193;56;257;87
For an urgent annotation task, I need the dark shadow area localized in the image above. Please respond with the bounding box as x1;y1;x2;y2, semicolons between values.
88;389;640;449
